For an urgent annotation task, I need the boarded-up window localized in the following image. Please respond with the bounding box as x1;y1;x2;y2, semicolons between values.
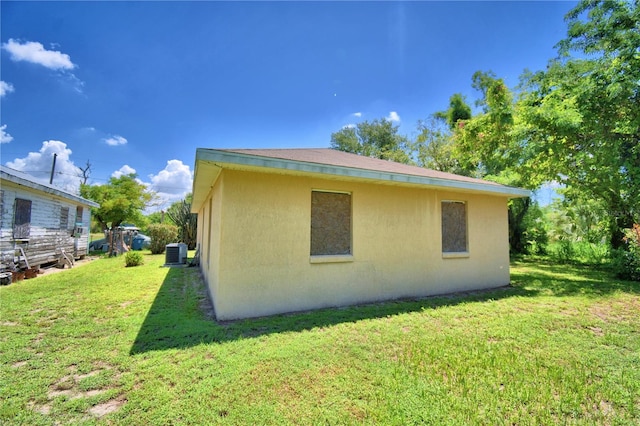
311;191;351;256
60;207;69;230
442;201;467;253
14;198;32;239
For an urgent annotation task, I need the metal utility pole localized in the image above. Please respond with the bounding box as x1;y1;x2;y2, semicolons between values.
49;153;57;184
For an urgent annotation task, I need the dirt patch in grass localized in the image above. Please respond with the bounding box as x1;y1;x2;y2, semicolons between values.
586;326;604;336
31;333;45;345
88;398;125;417
28;401;51;415
43;364;123;416
34;256;98;278
590;296;640;323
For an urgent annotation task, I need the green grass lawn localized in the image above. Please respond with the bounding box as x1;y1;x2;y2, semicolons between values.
1;254;638;425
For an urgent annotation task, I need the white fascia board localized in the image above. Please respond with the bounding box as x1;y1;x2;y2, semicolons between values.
195;149;531;198
191;158;223;212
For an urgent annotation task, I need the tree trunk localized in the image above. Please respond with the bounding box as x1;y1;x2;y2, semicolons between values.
610;212;634;250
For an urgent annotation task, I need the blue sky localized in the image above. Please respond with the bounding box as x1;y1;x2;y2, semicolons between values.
1;1;575;210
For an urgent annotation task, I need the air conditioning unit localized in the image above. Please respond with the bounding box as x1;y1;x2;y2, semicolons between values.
165;243;188;265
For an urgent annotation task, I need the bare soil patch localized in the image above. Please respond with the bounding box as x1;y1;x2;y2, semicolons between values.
89;398;125;417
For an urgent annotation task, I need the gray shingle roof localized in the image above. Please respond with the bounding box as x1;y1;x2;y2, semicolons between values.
222;148;503;188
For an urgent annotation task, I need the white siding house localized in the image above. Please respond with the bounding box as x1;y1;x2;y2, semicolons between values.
0;166;99;271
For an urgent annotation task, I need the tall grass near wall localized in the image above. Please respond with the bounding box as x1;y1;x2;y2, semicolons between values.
546;241;610;265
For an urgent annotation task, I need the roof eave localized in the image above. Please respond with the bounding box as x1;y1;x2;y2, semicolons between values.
194;148;531;199
191;156;223;212
1;170;100;207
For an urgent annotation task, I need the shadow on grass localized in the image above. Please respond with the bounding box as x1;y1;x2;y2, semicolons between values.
130;258;639;354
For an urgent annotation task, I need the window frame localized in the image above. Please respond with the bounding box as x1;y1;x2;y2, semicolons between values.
60;207;70;230
441;200;469;258
13;198;32;240
75;206;84;227
310;189;353;263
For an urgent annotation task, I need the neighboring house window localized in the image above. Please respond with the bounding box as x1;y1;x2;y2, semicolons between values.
60;207;69;230
72;206;85;237
14;198;32;239
310;191;351;256
441;201;468;253
75;206;84;226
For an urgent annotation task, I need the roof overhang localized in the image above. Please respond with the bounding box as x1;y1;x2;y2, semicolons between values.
191;148;531;211
1;167;100;208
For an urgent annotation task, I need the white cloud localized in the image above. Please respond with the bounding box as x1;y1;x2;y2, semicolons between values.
387;111;401;122
342;124;356;129
0;125;13;144
112;165;137;179
5;140;82;193
104;135;128;146
0;81;14;97
352;112;362;118
2;39;76;70
148;160;193;207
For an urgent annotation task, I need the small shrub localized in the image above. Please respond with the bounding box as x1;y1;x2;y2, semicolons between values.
147;223;178;254
611;225;640;281
124;251;144;267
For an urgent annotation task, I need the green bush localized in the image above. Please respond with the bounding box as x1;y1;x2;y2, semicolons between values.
549;239;574;263
124;251;144;267
611;225;640;281
147;223;178;254
547;241;610;265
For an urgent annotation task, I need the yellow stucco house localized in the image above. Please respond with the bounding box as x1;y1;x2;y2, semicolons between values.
191;148;530;320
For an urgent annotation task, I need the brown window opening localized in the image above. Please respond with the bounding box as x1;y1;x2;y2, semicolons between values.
310;191;351;256
442;201;468;253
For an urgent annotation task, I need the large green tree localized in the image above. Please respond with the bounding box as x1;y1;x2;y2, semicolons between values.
454;71;523;181
451;71;541;254
519;0;639;248
330;119;413;164
414;117;466;175
414;94;473;175
434;93;472;131
80;174;155;231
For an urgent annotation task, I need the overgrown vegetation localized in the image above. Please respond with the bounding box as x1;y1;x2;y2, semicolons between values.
611;225;640;281
147;223;178;254
1;255;638;424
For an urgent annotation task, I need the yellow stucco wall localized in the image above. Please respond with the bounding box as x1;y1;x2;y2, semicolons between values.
202;168;510;320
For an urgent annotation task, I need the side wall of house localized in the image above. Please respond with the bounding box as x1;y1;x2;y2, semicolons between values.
206;169;511;320
197;175;223;317
0;181;93;269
